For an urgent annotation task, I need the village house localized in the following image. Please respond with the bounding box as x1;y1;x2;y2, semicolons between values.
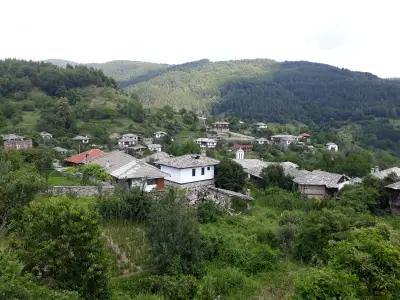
147;143;162;152
72;135;90;144
293;170;350;199
234;149;306;180
40;131;53;140
141;151;171;164
385;181;400;215
154;131;168;139
325;142;338;152
255;137;269;145
255;122;268;130
212;121;230;133
90;151;168;192
371;166;400;179
156;154;220;187
53;146;69;155
1;134;32;151
270;134;299;148
196;138;217;149
299;132;311;143
118;133;138;149
64;148;105;166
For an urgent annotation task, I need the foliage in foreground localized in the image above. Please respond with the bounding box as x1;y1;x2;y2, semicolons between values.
0;251;79;300
9;197;111;299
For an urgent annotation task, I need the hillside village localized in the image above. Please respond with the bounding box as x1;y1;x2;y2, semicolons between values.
3;118;400;213
3;59;400;300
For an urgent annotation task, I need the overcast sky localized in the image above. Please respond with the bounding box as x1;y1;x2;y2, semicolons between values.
1;0;399;77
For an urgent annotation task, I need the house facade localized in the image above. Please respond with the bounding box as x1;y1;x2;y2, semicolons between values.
2;134;32;151
72;135;90;144
154;131;168;139
293;170;350;198
270;135;299;147
326;142;338;152
196;138;217;148
157;154;220;187
40;131;53;140
212;121;230;132
147;144;162;152
118;133;138;148
255;138;268;145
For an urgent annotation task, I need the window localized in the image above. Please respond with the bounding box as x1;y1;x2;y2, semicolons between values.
192;169;196;176
201;167;205;175
207;166;210;171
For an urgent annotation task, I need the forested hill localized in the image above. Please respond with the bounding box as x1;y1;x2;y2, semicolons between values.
0;59;116;97
213;61;400;124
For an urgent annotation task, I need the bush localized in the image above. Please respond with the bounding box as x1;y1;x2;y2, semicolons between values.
113;274;197;300
10;197;110;299
215;159;247;192
292;267;365;299
231;196;249;213
95;188;153;221
197;201;223;224
196;267;255;300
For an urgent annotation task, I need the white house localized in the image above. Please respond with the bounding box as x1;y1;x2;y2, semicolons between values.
255;138;268;145
147;143;162;152
326;142;338;152
118;133;138;148
72;135;90;144
196;138;217;149
154;131;168;139
157;154;220;187
270;134;299;146
40;131;53;140
255;122;268;130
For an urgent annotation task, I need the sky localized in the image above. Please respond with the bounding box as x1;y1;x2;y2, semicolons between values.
1;0;399;78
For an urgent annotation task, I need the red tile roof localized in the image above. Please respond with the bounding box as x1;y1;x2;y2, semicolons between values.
64;149;105;165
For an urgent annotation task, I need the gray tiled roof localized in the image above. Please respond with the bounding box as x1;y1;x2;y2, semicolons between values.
371;167;400;179
157;154;220;169
386;181;400;190
91;151;167;179
141;151;171;163
208;186;254;201
233;158;301;178
2;134;24;141
293;170;349;188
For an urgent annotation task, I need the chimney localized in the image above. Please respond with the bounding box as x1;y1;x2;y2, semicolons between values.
236;148;244;160
106;160;110;169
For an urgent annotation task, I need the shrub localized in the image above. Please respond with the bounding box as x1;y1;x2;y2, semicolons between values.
231;196;249;213
292;267;365;299
113;274;197;300
197;201;223;224
196;267;255;300
10;197;110;299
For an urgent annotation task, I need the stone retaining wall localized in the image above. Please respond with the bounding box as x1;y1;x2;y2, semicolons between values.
47;185;114;197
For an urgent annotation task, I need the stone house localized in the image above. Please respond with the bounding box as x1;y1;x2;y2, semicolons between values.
154;131;168;139
196;138;217;149
325;142;338;152
72;135;90;144
91;151;168;192
147;143;162;152
118;133;139;148
385;181;400;215
293;170;350;198
212;121;230;132
1;134;32;151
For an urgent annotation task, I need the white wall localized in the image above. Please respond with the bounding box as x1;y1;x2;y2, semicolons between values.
160;165;215;184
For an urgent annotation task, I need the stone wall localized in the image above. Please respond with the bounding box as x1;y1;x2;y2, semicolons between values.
47;185;114;197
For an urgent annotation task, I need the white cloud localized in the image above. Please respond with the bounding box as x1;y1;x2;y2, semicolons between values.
0;0;399;77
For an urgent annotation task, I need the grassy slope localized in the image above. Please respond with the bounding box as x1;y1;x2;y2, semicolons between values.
126;59;277;112
87;60;169;82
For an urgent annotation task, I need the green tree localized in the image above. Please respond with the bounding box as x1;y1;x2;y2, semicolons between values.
10;197;110;299
146;189;202;275
0;251;79;299
215;159;246;192
0;153;45;232
327;226;400;298
260;164;292;190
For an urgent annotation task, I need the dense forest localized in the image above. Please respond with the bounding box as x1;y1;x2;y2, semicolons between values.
214;61;400;123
